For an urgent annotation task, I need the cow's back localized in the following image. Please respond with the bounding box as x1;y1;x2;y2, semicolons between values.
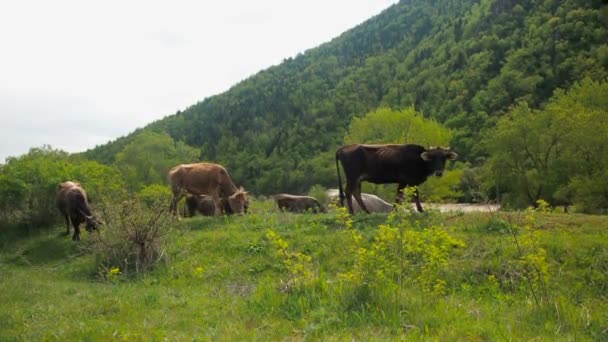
56;182;90;217
170;163;229;194
57;182;84;207
339;144;430;185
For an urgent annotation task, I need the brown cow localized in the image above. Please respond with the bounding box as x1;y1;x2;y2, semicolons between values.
336;144;457;214
56;181;102;241
168;162;248;217
272;194;326;213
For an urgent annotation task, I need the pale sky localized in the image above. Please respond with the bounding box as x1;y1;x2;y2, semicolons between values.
0;0;398;163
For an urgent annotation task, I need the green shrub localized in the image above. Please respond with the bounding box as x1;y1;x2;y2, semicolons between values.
136;184;171;208
307;184;328;206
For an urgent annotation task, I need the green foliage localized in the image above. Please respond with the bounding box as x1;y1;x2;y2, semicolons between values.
338;210;466;301
265;229;317;291
418;168;464;203
2;208;608;339
0;146;122;227
115;131;200;192
136;184;172;208
84;0;607;195
345;106;452;146
504;205;552;306
483;78;608;211
307;184;328;205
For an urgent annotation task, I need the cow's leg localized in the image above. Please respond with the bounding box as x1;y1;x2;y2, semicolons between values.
353;182;370;214
169;186;185;218
64;215;70;235
344;182;356;214
72;222;80;241
169;195;178;217
395;183;406;204
414;188;424;212
211;191;223;216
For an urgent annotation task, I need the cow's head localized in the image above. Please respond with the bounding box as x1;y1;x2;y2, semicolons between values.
228;188;248;215
84;215;102;232
420;147;458;177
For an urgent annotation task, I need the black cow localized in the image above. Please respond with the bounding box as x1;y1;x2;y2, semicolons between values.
335;144;458;214
56;181;102;241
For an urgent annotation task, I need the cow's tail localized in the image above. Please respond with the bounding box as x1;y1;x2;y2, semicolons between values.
335;149;345;207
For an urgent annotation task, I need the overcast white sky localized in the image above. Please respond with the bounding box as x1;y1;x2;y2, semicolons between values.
0;0;397;163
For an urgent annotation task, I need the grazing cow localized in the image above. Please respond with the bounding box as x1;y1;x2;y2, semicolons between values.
168;162;248;218
184;194;249;217
326;189;394;214
335;144;457;214
56;181;102;241
272;194;326;213
185;194;216;216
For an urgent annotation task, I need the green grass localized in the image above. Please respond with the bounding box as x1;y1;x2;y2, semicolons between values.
1;204;608;340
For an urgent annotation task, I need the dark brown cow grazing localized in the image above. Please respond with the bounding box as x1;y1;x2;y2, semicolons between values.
185;194;216;216
168;162;248;218
56;181;101;241
335;144;458;214
184;194;249;217
272;194;326;213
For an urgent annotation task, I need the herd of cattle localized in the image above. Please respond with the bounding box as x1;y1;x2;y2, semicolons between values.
56;143;457;240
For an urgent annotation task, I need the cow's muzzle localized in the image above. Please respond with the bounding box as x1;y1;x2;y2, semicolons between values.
434;171;444;177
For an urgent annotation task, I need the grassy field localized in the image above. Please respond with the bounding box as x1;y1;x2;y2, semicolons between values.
1;202;607;340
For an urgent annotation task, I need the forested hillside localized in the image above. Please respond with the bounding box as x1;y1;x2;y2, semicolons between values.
85;0;608;194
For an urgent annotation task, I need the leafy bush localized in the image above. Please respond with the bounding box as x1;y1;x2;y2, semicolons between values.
266;229;317;292
307;184;328;206
0;146;124;229
136;184;172;208
338;210;466;301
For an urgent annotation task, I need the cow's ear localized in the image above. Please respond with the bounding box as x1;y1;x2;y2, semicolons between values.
447;151;458;160
420;152;432;161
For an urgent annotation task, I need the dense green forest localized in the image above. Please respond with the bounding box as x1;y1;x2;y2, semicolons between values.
83;0;607;195
1;0;607;225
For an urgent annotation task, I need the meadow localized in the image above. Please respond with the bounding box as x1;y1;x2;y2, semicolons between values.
1;200;607;341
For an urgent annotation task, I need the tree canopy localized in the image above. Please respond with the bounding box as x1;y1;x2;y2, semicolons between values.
483;78;608;212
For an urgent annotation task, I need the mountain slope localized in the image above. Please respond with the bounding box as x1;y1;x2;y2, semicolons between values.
86;0;608;194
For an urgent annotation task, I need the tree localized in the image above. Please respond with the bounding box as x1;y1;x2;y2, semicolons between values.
550;78;608;212
344;106;452;146
114;131;200;192
483;103;566;208
483;78;608;211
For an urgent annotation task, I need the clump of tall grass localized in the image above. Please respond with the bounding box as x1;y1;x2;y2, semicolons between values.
88;195;182;279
